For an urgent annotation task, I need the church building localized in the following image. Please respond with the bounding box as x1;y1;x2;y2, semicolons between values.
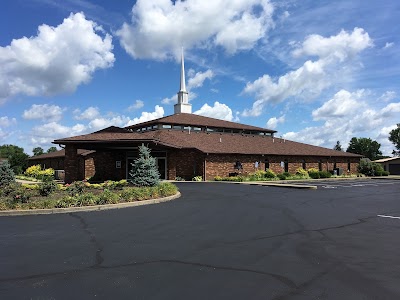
34;51;361;183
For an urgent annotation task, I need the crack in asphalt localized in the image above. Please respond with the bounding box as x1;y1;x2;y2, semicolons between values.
68;213;104;267
225;216;375;246
0;258;298;290
99;259;298;289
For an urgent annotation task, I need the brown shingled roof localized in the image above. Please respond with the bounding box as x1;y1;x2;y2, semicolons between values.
28;149;94;160
125;113;276;133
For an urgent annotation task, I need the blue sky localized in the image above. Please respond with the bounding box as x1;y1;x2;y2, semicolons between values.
1;0;399;155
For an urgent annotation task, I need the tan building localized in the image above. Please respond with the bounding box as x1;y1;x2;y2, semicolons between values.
374;157;400;175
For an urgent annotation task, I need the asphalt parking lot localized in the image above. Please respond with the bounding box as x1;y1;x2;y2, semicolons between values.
293;178;400;189
1;181;400;299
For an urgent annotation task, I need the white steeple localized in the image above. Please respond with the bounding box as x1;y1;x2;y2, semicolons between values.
174;48;192;114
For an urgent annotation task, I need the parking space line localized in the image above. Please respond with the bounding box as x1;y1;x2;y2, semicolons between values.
377;215;400;219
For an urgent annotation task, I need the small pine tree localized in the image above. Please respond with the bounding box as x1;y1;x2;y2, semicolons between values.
0;161;15;187
129;145;160;187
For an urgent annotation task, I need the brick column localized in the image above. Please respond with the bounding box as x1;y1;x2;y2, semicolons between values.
64;144;79;183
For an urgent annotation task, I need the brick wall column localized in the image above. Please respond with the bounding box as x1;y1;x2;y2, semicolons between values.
64;144;79;183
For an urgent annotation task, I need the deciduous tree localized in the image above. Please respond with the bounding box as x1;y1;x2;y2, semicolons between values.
346;137;382;160
389;124;400;156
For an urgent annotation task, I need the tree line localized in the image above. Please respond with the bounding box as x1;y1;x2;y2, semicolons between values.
333;123;400;160
0;145;58;174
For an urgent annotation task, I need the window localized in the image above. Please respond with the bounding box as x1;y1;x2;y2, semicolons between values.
265;159;270;170
173;125;182;130
333;161;337;169
302;160;306;170
162;124;172;129
284;159;289;173
318;160;322;171
347;160;351;172
193;127;201;131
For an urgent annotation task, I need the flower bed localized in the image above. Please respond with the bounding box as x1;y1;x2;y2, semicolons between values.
0;180;178;211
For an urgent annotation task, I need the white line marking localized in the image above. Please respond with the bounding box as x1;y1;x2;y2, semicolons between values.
377;215;400;219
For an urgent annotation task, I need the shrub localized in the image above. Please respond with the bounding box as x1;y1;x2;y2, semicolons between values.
358;160;384;176
9;185;34;204
66;181;85;196
283;172;291;177
25;165;41;178
56;196;77;208
0;161;15;187
277;173;287;180
22;183;40;190
192;176;203;181
319;171;332;178
250;170;266;180
175;176;185;181
38;180;57;196
157;182;178;197
97;190;120;205
295;168;309;178
382;171;390;176
308;171;320;179
214;176;223;181
264;169;276;179
74;193;98;206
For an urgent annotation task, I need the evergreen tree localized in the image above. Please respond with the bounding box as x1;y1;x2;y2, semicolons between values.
0;161;15;187
129;145;160;187
333;141;343;151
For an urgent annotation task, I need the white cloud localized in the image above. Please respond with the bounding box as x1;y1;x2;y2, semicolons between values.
161;95;178;105
282;89;400;156
194;101;234;121
292;28;373;61
162;69;213;104
187;69;214;89
312;89;365;120
73;106;100;120
127;100;144;111
125;105;164;126
0;116;17;127
0;12;114;103
30;122;88;146
116;0;274;60
23;104;65;122
383;42;394;49
242;28;372;116
378;91;396;102
266;115;285;129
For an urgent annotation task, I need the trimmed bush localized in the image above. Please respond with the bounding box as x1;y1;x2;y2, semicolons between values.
25;165;41;178
264;169;276;179
283;172;291;177
319;171;332;178
0;161;15;187
295;168;309;178
192;176;203;181
382;171;390;176
277;173;287;180
308;171;320;179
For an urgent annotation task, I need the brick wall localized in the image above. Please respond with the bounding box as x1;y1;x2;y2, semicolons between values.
83;151;127;182
204;154;359;180
167;149;204;180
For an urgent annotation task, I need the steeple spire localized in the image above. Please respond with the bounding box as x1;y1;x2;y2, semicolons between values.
179;48;187;92
174;47;192;114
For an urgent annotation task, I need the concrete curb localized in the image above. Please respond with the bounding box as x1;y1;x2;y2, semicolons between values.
0;192;181;217
172;180;317;189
